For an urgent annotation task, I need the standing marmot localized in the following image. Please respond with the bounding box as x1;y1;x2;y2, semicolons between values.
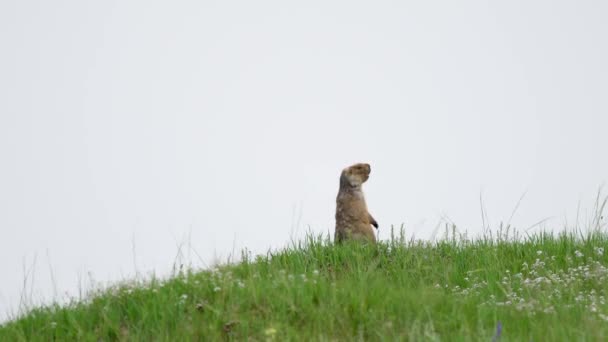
334;163;378;243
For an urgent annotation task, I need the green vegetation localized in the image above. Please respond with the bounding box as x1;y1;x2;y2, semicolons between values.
2;227;608;341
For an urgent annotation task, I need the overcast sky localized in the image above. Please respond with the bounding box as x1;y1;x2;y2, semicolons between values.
1;0;607;321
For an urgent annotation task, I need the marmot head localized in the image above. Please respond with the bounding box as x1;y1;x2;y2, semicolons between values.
340;163;371;188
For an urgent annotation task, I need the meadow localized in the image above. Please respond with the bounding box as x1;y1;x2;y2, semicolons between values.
1;220;608;341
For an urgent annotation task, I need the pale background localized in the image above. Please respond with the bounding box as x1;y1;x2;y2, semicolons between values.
1;0;607;322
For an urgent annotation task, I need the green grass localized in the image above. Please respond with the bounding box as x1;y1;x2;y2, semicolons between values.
2;228;608;341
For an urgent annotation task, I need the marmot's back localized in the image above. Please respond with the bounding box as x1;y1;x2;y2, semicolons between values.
334;163;378;243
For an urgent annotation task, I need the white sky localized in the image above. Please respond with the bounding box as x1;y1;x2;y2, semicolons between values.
1;0;607;321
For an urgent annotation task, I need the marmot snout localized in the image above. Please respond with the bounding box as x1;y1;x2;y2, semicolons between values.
334;163;378;243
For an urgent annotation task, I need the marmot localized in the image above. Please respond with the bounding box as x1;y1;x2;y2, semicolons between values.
334;163;378;243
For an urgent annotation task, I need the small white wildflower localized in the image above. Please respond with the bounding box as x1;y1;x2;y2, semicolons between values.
595;247;604;256
313;270;319;276
264;327;277;337
181;294;188;300
434;284;441;288
537;250;543;256
213;286;221;292
236;280;245;288
575;250;584;258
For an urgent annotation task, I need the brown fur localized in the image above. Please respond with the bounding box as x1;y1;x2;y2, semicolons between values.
334;163;378;243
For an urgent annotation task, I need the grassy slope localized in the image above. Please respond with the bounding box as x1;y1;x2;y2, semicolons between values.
1;230;608;341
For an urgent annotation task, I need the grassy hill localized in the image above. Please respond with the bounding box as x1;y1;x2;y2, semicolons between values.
1;228;608;341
